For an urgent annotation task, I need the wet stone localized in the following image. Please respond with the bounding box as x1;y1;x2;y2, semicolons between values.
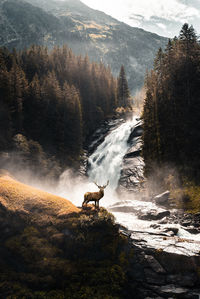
163;227;179;236
144;255;166;274
182;220;192;227
166;274;197;288
138;209;170;221
144;268;166;285
153;191;170;205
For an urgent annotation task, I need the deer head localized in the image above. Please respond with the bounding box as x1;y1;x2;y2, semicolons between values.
94;180;109;190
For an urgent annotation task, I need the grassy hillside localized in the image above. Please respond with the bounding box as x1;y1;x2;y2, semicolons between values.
0;170;79;219
0;170;132;298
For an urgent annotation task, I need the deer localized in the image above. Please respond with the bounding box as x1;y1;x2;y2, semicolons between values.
82;181;109;209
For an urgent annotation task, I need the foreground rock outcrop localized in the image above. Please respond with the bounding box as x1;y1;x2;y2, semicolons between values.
0;171;134;298
1;171;200;298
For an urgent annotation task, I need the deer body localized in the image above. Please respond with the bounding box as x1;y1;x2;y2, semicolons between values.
82;181;109;209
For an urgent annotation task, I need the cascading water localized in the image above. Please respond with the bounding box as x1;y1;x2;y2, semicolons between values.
85;114;200;253
56;116;139;207
87;116;138;190
56;113;200;257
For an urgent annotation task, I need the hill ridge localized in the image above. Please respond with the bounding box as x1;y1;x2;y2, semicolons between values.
0;0;168;92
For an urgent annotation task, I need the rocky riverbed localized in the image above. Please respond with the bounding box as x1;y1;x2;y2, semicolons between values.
109;196;200;298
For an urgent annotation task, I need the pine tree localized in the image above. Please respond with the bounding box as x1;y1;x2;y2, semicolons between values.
143;24;200;181
179;23;197;44
0;44;119;170
117;65;130;107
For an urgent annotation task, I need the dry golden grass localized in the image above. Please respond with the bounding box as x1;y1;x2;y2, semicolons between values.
0;173;79;220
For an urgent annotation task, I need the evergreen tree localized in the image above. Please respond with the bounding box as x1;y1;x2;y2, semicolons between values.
0;44;124;173
143;24;200;181
117;65;130;107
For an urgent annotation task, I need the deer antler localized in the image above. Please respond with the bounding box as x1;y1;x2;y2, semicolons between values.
94;181;101;188
103;180;109;188
94;181;109;189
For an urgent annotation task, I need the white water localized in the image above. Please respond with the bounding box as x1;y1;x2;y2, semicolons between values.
88;116;138;190
56;116;138;207
56;115;200;254
85;115;200;253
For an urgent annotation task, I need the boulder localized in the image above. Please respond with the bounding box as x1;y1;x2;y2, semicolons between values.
154;191;170;205
138;209;170;221
181;220;192;227
144;255;166;273
163;227;179;236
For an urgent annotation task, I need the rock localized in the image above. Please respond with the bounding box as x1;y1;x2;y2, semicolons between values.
181;220;192;227
154;191;170;205
144;255;166;273
184;227;199;234
138;209;170;221
144;268;166;285
150;224;160;229
159;217;168;224
124;150;141;159
163;227;179;236
194;222;200;228
166;274;197;288
158;285;193;297
127;124;143;145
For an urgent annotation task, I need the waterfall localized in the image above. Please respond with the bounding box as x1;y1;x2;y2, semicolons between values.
56;115;138;207
87;115;138;191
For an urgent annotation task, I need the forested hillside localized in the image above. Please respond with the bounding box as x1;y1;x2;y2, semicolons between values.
142;24;200;206
0;0;167;92
0;45;129;178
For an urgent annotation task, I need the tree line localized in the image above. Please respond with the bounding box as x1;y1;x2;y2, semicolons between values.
0;45;130;178
142;24;200;182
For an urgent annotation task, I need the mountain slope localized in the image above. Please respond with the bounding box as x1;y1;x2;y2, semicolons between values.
0;0;168;92
0;171;79;220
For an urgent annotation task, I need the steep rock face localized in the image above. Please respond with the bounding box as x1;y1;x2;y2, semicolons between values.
0;0;167;92
118;120;144;192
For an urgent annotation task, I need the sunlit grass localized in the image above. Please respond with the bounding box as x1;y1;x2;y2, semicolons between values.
0;172;80;220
